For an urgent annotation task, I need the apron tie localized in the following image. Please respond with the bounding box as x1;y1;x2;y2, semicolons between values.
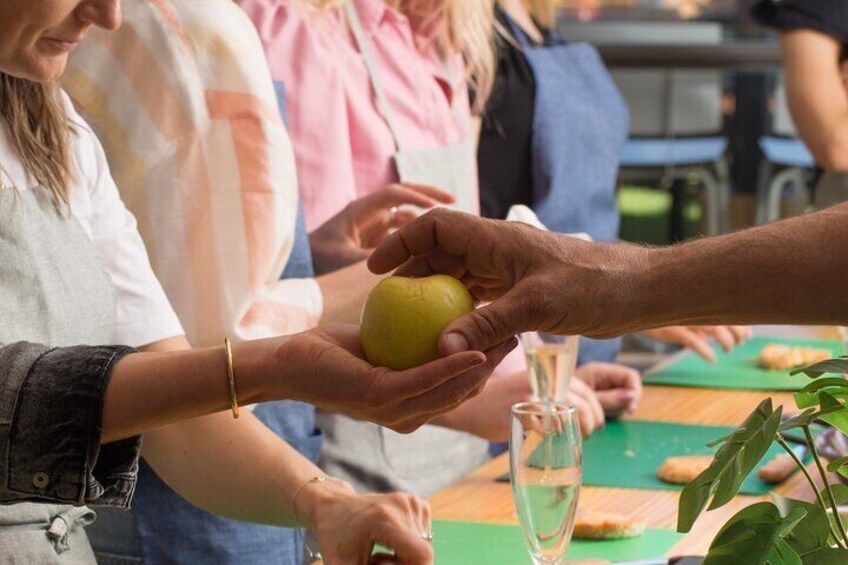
46;507;96;554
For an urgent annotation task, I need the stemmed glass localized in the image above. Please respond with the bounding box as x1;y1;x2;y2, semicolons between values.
510;401;582;565
520;333;580;402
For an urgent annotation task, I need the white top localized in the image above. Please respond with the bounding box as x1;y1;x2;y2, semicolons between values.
0;91;183;348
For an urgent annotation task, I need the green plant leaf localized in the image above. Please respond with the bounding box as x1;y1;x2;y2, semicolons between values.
816;392;848;438
822;484;848;543
704;502;804;565
779;408;819;433
771;493;831;555
830;484;848;505
796;378;848;409
791;357;848;379
800;547;848;565
799;378;848;395
678;399;783;533
827;456;848;473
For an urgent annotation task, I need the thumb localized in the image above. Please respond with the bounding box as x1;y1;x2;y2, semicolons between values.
439;287;535;355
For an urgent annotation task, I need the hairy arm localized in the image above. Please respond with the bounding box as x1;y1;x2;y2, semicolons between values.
625;204;848;331
368;207;848;354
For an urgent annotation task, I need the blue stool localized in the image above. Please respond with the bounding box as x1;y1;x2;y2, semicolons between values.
620;136;730;235
756;136;815;223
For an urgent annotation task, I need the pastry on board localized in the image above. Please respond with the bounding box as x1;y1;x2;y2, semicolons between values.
573;511;647;540
656;455;714;485
758;344;831;371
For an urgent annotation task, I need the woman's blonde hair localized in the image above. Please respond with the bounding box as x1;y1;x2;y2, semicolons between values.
521;0;555;30
300;0;497;114
0;74;73;206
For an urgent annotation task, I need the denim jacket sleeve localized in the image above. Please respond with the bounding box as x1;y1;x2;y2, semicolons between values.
0;342;141;508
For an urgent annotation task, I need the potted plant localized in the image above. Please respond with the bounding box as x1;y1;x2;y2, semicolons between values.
678;357;848;564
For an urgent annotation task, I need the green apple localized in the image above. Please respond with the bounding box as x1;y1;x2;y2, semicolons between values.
360;275;475;370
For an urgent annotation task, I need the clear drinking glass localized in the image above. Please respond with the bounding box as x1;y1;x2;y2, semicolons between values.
520;333;580;402
510;401;582;565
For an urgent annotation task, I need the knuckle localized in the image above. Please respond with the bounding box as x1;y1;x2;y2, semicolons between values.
372;502;396;522
471;309;507;343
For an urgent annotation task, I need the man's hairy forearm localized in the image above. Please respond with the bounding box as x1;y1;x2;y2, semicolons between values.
626;206;848;330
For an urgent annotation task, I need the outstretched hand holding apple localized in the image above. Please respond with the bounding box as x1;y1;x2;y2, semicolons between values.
276;323;516;434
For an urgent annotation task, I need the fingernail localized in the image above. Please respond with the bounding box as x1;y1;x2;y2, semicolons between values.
444;332;470;354
469;353;486;367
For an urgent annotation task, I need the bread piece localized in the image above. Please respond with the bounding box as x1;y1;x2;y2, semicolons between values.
758;344;831;371
656;455;714;485
573;511;647;540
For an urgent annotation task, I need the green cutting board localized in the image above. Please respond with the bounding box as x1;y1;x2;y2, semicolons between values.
432;520;683;564
581;420;798;494
498;420;803;494
643;336;843;391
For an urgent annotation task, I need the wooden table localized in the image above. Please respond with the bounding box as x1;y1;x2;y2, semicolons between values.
429;328;842;558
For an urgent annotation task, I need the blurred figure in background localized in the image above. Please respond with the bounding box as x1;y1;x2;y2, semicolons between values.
240;0;642;497
753;0;848;209
478;0;750;364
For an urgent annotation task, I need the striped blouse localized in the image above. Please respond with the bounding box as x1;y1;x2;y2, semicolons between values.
63;0;323;347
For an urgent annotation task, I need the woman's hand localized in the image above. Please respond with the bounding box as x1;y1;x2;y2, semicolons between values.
642;326;752;362
574;362;642;417
567;377;604;437
298;479;433;565
437;370;533;442
309;184;455;275
265;324;517;434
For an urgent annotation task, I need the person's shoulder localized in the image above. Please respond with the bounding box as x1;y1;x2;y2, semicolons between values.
58;89;112;197
238;0;343;51
238;0;346;78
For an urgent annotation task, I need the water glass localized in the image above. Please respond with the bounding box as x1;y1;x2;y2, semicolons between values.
520;333;580;402
510;401;582;565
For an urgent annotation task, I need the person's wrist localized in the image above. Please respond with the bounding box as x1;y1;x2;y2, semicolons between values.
599;243;660;335
624;244;677;332
296;477;356;531
229;336;300;405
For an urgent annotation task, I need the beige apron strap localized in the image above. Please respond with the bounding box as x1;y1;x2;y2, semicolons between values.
344;1;406;153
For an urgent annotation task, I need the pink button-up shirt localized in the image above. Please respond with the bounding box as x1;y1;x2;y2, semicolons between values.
239;0;478;230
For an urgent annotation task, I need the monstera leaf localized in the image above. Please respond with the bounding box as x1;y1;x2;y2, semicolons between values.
678;399;783;533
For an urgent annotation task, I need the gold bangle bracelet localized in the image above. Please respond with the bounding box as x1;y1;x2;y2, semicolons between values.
223;337;240;419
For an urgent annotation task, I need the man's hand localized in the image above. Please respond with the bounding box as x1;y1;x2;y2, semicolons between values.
642;326;752;362
367;208;646;354
299;480;433;565
370;205;848;345
310;184;454;275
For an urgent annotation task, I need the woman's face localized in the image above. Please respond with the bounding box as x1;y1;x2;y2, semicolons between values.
0;0;120;82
